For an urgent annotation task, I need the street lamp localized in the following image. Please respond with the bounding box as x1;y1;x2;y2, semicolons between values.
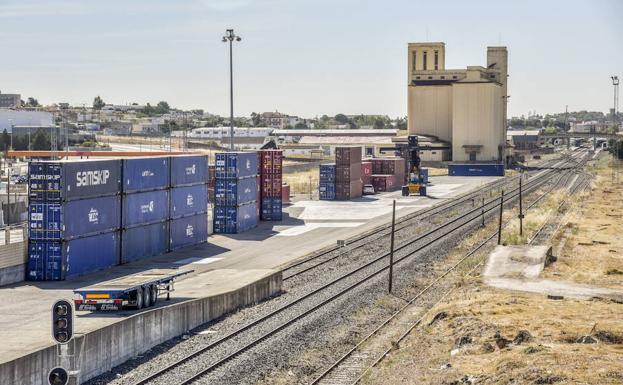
612;76;619;131
222;28;241;151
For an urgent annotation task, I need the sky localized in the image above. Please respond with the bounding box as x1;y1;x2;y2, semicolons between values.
0;0;621;118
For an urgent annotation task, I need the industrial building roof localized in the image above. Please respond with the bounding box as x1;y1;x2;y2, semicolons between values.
298;136;394;145
271;129;398;136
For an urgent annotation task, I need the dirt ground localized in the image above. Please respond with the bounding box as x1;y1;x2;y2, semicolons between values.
362;156;623;385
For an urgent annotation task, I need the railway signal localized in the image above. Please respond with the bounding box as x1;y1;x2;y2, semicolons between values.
52;299;73;344
48;367;69;385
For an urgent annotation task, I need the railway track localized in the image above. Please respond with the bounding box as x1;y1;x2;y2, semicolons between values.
127;150;587;385
311;152;590;385
282;151;583;281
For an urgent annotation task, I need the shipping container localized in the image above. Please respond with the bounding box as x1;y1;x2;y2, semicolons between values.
448;163;505;177
122;157;170;193
361;161;372;185
213;202;258;233
258;150;283;175
319;163;337;182
170;155;208;186
122;189;169;228
372;175;398;192
260;175;282;198
170;184;208;219
335;147;362;166
214;177;257;206
208;165;216;188
121;222;169;263
420;168;429;184
319;181;336;200
170;212;208;249
215;152;258;179
260;197;282;221
335;163;362;183
27;232;120;280
29;195;121;241
29;159;121;202
335;180;362;200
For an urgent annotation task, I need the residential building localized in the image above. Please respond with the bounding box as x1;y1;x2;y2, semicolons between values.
407;42;508;162
0;92;20;108
570;121;610;133
262;111;290;129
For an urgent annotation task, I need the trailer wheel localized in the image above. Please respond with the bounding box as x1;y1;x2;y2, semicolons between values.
135;287;144;310
143;286;151;308
149;285;157;306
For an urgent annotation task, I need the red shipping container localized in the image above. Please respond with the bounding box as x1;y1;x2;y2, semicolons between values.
361;161;372;186
261;175;283;197
372;175;398;192
335;147;362;166
335;180;362;200
208;164;216;188
335;163;362;183
258;149;283;174
282;184;290;204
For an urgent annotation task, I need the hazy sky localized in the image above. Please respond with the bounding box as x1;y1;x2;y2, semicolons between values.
1;0;621;118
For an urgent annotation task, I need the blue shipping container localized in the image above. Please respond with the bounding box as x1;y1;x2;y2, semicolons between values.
260;197;282;221
170;155;208;186
171;184;208;219
213;202;258;234
420;168;429;184
448;163;505;177
319;164;336;182
214;177;257;206
122;190;169;228
29;159;121;202
121;222;169;263
215;152;258;179
319;182;336;200
170;213;208;250
122;157;170;193
27;232;120;280
29;196;121;241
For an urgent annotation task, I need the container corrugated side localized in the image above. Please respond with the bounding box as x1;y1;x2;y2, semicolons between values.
448;163;505;177
335;147;362;166
122;189;169;228
213;202;257;233
28;195;121;241
170;212;208;250
319;164;336;182
260;197;282;221
319;182;336;200
170;155;208;186
170;184;208;219
121;222;169;263
214;177;257;206
122;157;170;193
29;159;121;202
260;174;282;198
258;150;283;175
215;152;258;179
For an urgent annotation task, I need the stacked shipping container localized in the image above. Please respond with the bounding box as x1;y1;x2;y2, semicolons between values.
258;150;283;221
27;159;122;280
361;161;372;186
370;157;406;193
213;152;259;233
319;163;336;200
335;147;362;200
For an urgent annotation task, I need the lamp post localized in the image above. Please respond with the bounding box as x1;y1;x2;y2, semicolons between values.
222;29;241;151
612;76;619;132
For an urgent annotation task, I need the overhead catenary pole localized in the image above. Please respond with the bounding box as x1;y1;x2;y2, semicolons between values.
388;200;396;293
223;29;242;151
497;190;504;245
519;174;524;237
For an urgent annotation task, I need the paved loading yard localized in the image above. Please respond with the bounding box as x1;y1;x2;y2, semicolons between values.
0;174;500;382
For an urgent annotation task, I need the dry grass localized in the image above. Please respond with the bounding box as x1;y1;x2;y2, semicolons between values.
362;155;623;385
283;169;319;194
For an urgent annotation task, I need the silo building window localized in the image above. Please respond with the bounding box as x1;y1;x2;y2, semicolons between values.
434;50;439;70
423;51;427;70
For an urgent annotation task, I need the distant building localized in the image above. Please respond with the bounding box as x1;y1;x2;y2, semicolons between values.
262;111;290;129
0;110;54;131
570;121;610;133
407;42;508;162
507;129;543;151
0;92;21;108
186;127;274;139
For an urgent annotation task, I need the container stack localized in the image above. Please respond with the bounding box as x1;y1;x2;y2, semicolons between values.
335;147;362;200
169;155;209;250
213;152;259;233
120;158;170;263
361;160;372;186
370;157;406;193
27;160;122;280
319;163;336;200
258;149;283;221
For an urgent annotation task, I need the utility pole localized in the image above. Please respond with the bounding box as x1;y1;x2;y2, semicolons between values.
497;190;504;245
612;76;620;132
222;29;241;151
518;174;524;237
388;200;396;293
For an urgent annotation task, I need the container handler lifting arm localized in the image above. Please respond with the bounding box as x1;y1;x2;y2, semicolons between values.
402;135;426;197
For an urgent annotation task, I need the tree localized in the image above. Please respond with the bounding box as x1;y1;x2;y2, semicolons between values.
395;117;408;130
0;129;9;150
334;114;349;124
294;122;308;129
155;101;170;114
26;97;40;107
250;112;262;126
374;118;385;129
32;130;51;150
93;96;105;110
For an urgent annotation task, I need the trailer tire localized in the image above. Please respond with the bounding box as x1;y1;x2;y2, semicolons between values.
149;285;157;306
135;287;144;310
143;286;151;308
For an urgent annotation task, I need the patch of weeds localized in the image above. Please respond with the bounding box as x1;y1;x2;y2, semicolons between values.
524;344;548;354
605;268;623;275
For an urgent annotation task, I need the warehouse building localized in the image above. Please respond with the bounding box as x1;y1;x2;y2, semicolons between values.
407;42;508;162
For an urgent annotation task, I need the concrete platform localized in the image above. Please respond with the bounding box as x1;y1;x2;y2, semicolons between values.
0;174;499;384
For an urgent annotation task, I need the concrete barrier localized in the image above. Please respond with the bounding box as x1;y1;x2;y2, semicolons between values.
0;270;282;384
0;241;26;287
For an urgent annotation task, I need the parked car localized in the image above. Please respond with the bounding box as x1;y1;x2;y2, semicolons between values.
363;184;375;195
